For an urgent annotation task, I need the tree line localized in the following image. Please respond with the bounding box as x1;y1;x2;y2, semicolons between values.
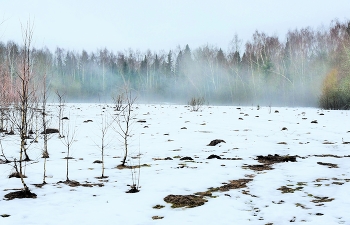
0;22;142;198
0;19;350;199
1;19;350;108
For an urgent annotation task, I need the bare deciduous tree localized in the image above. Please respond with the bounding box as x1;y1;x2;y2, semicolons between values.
93;105;112;178
112;86;142;192
126;146;141;193
5;20;37;199
0;134;10;164
41;73;50;157
0;67;13;133
56;90;65;138
112;91;124;111
61;117;76;182
188;96;205;112
17;21;35;192
41;73;52;184
113;86;136;167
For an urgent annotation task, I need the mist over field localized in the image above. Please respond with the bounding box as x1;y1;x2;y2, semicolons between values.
1;7;350;223
0;19;350;108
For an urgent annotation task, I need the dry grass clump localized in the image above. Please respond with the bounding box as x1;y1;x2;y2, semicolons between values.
152;204;165;209
164;194;207;208
208;179;252;192
317;162;339;168
152;216;164;220
256;154;297;163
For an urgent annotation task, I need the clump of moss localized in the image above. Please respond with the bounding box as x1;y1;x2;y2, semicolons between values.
163;178;252;209
296;182;307;186
256;154;296;163
277;186;303;193
209;179;252;192
317;162;338;168
164;194;207;208
152;204;165;209
194;190;215;198
152;216;164;220
242;164;273;171
311;196;334;203
295;203;309;209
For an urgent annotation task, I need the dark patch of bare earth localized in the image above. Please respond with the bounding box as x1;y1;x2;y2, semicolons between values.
163;179;252;208
207;139;226;146
161;154;296;208
317;162;338;168
4;189;37;200
242;154;297;171
57;180;104;187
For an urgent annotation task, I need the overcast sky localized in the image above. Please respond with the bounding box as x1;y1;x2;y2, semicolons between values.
1;0;349;53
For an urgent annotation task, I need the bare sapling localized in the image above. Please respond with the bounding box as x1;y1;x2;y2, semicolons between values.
56;90;65;138
112;90;125;111
61;117;77;182
0;80;10;133
41;73;51;184
0;106;8;132
8;86;34;163
114;87;137;167
4;20;37;199
0;134;10;164
31;95;40;143
113;86;141;193
0;59;13;133
11;159;24;178
93;105;112;179
0;105;10;136
41;73;50;158
10;31;39;162
17;21;35;192
126;142;141;193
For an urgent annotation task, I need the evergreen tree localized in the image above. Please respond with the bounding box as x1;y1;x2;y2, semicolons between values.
153;54;160;73
175;50;182;77
183;44;192;63
140;55;147;74
216;48;226;65
165;50;173;77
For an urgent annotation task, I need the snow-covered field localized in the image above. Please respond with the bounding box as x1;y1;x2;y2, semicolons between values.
1;103;350;225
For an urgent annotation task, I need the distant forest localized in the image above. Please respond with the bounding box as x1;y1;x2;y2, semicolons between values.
1;19;350;108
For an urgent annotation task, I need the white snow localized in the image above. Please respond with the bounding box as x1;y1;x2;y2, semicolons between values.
1;103;350;225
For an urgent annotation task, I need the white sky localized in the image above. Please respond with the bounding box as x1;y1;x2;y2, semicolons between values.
1;0;350;53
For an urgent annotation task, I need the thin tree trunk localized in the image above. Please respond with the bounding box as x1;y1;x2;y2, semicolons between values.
66;145;70;181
